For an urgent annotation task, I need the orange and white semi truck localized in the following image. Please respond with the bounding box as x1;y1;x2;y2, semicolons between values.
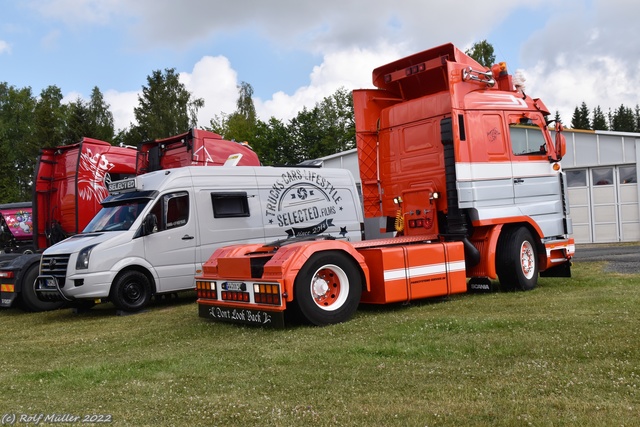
196;43;575;327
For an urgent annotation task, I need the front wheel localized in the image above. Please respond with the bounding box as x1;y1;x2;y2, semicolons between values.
110;270;152;312
496;227;539;291
293;251;362;326
20;264;65;312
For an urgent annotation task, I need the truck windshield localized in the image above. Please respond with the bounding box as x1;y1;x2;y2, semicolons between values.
83;201;149;232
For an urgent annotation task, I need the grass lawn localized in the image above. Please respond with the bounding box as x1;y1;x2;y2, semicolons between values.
0;260;638;426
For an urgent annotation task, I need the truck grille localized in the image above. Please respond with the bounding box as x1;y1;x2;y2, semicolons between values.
40;254;70;288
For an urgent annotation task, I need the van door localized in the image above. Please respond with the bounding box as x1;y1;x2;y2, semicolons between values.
143;191;196;292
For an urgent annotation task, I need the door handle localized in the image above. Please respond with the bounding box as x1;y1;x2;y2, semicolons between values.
514;178;524;184
182;235;195;240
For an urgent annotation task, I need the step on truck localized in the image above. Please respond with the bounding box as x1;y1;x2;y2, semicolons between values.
0;128;260;311
34;166;363;313
195;43;576;327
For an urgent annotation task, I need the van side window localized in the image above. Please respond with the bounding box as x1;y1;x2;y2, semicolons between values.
166;193;189;229
211;192;250;218
509;124;547;156
148;192;189;231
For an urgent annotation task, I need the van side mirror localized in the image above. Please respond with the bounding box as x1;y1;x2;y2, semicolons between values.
143;213;158;236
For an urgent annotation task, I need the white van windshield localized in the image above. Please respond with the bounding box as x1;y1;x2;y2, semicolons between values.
84;201;148;232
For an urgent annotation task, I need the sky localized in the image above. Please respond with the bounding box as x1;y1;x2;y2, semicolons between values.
2;0;640;133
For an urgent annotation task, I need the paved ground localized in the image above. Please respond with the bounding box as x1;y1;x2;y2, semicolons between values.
573;243;640;274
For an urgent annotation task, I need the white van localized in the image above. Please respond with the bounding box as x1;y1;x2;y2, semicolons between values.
35;165;363;312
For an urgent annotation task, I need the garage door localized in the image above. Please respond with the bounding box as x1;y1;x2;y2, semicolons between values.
566;166;638;243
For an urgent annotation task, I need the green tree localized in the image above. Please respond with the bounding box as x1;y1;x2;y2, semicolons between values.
465;40;496;68
553;110;563;128
611;104;635;132
225;82;258;143
252;117;293;165
64;96;91;144
122;68;204;143
592;106;608;130
287;87;356;161
209;86;356;165
570;101;591;130
87;86;115;142
0;83;37;201
33;85;66;147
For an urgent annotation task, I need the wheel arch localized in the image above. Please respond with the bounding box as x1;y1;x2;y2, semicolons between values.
112;264;157;295
289;248;366;325
276;241;370;303
471;216;546;279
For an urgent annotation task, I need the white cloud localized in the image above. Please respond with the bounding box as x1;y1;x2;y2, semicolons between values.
256;44;406;121
179;56;239;128
38;0;640;134
29;0;547;54
104;90;138;131
0;40;11;54
27;0;127;26
520;0;640;124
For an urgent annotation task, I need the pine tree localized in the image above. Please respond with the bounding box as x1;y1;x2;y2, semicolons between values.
611;104;635;132
592;106;608;130
571;102;591;129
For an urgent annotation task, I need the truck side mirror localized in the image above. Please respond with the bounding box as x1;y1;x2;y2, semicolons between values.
555;130;566;161
143;213;158;236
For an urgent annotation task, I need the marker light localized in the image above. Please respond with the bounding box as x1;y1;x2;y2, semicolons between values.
254;283;281;305
0;271;14;279
196;281;217;299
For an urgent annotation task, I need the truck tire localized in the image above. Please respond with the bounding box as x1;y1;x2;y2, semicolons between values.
20;265;65;312
109;270;152;312
293;251;362;326
496;226;538;291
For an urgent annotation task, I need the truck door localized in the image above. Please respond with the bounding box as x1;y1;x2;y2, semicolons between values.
143;191;197;292
508;121;566;237
457;111;515;211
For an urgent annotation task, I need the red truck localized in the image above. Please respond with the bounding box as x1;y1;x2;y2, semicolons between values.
196;43;575;327
0;129;259;311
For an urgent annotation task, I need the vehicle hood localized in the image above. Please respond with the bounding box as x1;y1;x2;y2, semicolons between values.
43;231;127;254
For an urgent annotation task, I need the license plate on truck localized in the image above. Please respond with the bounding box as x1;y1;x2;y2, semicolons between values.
198;303;284;328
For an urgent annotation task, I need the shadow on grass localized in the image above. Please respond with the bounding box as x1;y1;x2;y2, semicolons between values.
46;290;198;319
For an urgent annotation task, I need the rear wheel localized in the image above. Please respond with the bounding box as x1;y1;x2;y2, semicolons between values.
20;264;64;312
293;251;362;326
496;227;539;291
110;270;152;312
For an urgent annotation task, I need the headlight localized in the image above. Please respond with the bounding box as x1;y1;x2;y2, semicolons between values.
76;244;98;270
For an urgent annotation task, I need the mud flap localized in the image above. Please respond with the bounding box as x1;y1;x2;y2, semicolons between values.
540;261;572;278
467;277;499;293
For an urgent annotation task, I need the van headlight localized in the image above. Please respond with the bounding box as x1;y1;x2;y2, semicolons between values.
76;244;99;270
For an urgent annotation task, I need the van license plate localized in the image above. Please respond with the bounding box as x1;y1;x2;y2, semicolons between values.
40;277;58;289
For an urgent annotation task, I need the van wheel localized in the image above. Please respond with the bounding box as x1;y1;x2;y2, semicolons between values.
293;251;362;326
110;271;151;312
20;264;65;312
496;227;538;291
